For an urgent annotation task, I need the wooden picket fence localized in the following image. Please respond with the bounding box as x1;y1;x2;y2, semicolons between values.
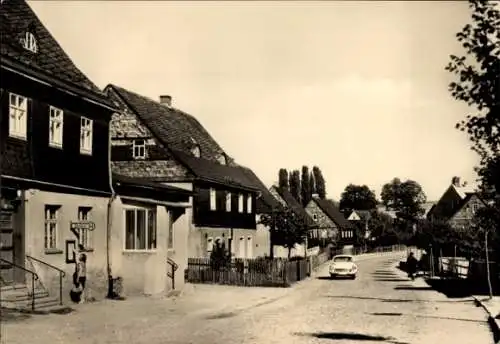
186;257;309;287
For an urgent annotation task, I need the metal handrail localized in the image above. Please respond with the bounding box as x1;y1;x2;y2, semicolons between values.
0;258;38;311
167;258;178;290
26;255;66;306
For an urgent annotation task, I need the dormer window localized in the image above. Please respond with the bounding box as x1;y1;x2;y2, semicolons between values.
133;139;146;159
191;145;201;158
21;32;38;53
217;154;227;165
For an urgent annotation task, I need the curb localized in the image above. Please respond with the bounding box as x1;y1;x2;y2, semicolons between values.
472;296;500;344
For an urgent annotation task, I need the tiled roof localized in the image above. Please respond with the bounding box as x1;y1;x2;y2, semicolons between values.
313;197;353;229
0;0;109;104
107;84;262;192
169;150;259;192
107;84;230;162
270;186;317;228
112;173;193;196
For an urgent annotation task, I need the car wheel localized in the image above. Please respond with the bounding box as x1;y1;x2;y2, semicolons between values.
330;274;335;279
350;275;356;280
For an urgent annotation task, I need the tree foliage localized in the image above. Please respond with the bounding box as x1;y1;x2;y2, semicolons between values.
445;0;500;248
310;172;316;196
259;208;310;258
301;166;312;207
312;166;326;199
339;184;378;213
381;178;427;222
289;170;301;204
278;168;289;190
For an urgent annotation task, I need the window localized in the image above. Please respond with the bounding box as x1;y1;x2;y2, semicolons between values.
80;116;93;155
313;214;318;222
226;192;232;212
247;195;252;214
44;205;59;250
191;145;201;158
133;139;146;159
238;194;244;213
77;207;93;250
21;32;38;53
471;203;479;214
49;106;63;148
124;207;157;251
217;154;227;165
9;93;28;139
210;188;217;211
167;211;174;249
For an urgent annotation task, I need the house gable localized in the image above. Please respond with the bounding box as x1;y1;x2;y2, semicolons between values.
105;85;192;181
429;184;471;221
347;211;361;221
305;199;337;230
449;194;485;229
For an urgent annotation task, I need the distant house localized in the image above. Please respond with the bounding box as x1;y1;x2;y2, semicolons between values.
306;195;354;246
269;186;318;257
105;84;265;264
346;209;372;239
428;177;486;229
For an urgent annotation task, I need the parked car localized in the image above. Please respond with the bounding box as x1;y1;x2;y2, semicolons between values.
329;255;358;279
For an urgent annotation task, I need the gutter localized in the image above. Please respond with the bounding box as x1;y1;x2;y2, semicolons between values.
106;125;118;299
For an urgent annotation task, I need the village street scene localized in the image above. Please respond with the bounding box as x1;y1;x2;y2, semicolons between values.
0;0;499;343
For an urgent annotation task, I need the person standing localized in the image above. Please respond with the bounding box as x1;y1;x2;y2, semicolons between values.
76;253;87;303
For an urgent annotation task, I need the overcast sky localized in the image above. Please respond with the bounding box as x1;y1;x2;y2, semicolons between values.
29;0;480;202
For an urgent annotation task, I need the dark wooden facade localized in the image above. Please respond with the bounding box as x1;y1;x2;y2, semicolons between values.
0;69;113;193
193;183;256;229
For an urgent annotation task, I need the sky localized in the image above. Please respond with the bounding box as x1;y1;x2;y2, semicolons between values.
29;0;481;202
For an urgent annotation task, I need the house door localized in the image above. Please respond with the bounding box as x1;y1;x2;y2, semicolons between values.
0;210;15;285
246;237;253;259
238;237;245;258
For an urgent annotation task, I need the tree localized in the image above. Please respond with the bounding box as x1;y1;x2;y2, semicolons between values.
339;184;378;213
301;166;312;207
310;172;316;196
381;178;427;222
278;168;289;190
210;239;231;270
259;208;309;258
312;166;326;199
446;0;500;254
290;170;301;204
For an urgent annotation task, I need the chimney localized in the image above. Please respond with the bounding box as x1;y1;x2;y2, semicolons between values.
159;95;172;108
451;176;461;187
312;193;320;199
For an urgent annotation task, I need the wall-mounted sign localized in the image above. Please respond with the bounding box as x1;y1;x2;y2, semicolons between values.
70;221;95;231
66;240;76;264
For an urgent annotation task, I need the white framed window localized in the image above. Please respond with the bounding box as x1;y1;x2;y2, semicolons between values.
238;194;244;213
210;188;217;211
77;206;93;250
80;116;93;155
207;237;214;252
21;32;38;53
124;207;157;251
48;106;63;148
44;205;59;250
313;214;318;222
9;93;28;139
246;195;252;214
133;139;146;159
226;192;232;212
167;210;174;250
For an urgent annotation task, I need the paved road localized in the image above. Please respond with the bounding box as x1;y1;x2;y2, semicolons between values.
1;253;494;344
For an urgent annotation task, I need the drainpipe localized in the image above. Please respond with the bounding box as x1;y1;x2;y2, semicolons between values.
106;124;117;299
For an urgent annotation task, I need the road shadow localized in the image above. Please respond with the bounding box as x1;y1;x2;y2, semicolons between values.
424;278;473;298
294;332;409;344
205;311;238;320
374;278;410;282
0;308;32;322
394;286;434;291
317;276;332;280
325;294;469;304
